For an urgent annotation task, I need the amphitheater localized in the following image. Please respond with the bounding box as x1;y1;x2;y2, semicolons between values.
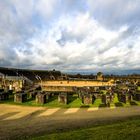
0;67;140;105
0;67;140;139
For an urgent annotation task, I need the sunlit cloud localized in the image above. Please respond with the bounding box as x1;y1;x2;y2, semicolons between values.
0;0;140;72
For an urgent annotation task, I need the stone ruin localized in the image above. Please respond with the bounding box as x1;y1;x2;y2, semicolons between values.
126;85;140;101
0;89;9;101
58;92;68;104
35;91;56;104
42;91;52;100
36;92;47;104
14;92;27;103
72;87;82;99
92;91;100;99
29;91;38;99
117;91;132;103
78;91;83;99
76;87;101;105
101;93;114;106
82;93;95;105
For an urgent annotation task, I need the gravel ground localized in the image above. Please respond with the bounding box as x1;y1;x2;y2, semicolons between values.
0;104;140;140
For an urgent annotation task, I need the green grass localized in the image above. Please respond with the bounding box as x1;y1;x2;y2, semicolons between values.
0;94;106;108
100;90;107;94
1;94;140;108
28;117;140;140
138;86;140;91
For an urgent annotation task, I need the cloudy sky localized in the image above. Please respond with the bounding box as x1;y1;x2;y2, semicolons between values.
0;0;140;73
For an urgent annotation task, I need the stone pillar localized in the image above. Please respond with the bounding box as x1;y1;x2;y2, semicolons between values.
44;93;48;100
127;94;132;102
14;93;27;103
58;93;68;104
42;91;50;100
118;93;132;103
102;94;108;105
101;94;113;106
78;91;83;99
29;91;37;99
36;93;46;104
82;94;94;105
121;94;127;103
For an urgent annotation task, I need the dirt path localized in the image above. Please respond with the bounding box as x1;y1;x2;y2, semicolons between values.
0;104;140;140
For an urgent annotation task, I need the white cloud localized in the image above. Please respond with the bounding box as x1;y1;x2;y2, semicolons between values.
87;0;140;28
13;12;140;71
10;0;34;23
35;0;58;19
0;0;140;73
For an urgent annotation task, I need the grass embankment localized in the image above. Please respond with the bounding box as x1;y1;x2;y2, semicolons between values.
1;93;140;108
29;117;140;140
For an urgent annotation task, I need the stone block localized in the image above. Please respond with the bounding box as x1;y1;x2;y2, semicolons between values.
29;91;37;99
36;93;46;104
14;93;27;103
58;93;68;104
82;94;95;105
117;93;132;103
101;94;113;106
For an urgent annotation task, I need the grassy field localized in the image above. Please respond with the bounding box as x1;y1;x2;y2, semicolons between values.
1;93;140;108
29;117;140;140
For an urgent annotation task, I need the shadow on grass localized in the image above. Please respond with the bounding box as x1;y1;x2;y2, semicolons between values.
99;103;107;108
68;94;78;104
27;109;46;118
27;98;35;102
80;105;90;108
0;95;14;104
130;101;138;106
115;102;123;107
47;95;57;103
